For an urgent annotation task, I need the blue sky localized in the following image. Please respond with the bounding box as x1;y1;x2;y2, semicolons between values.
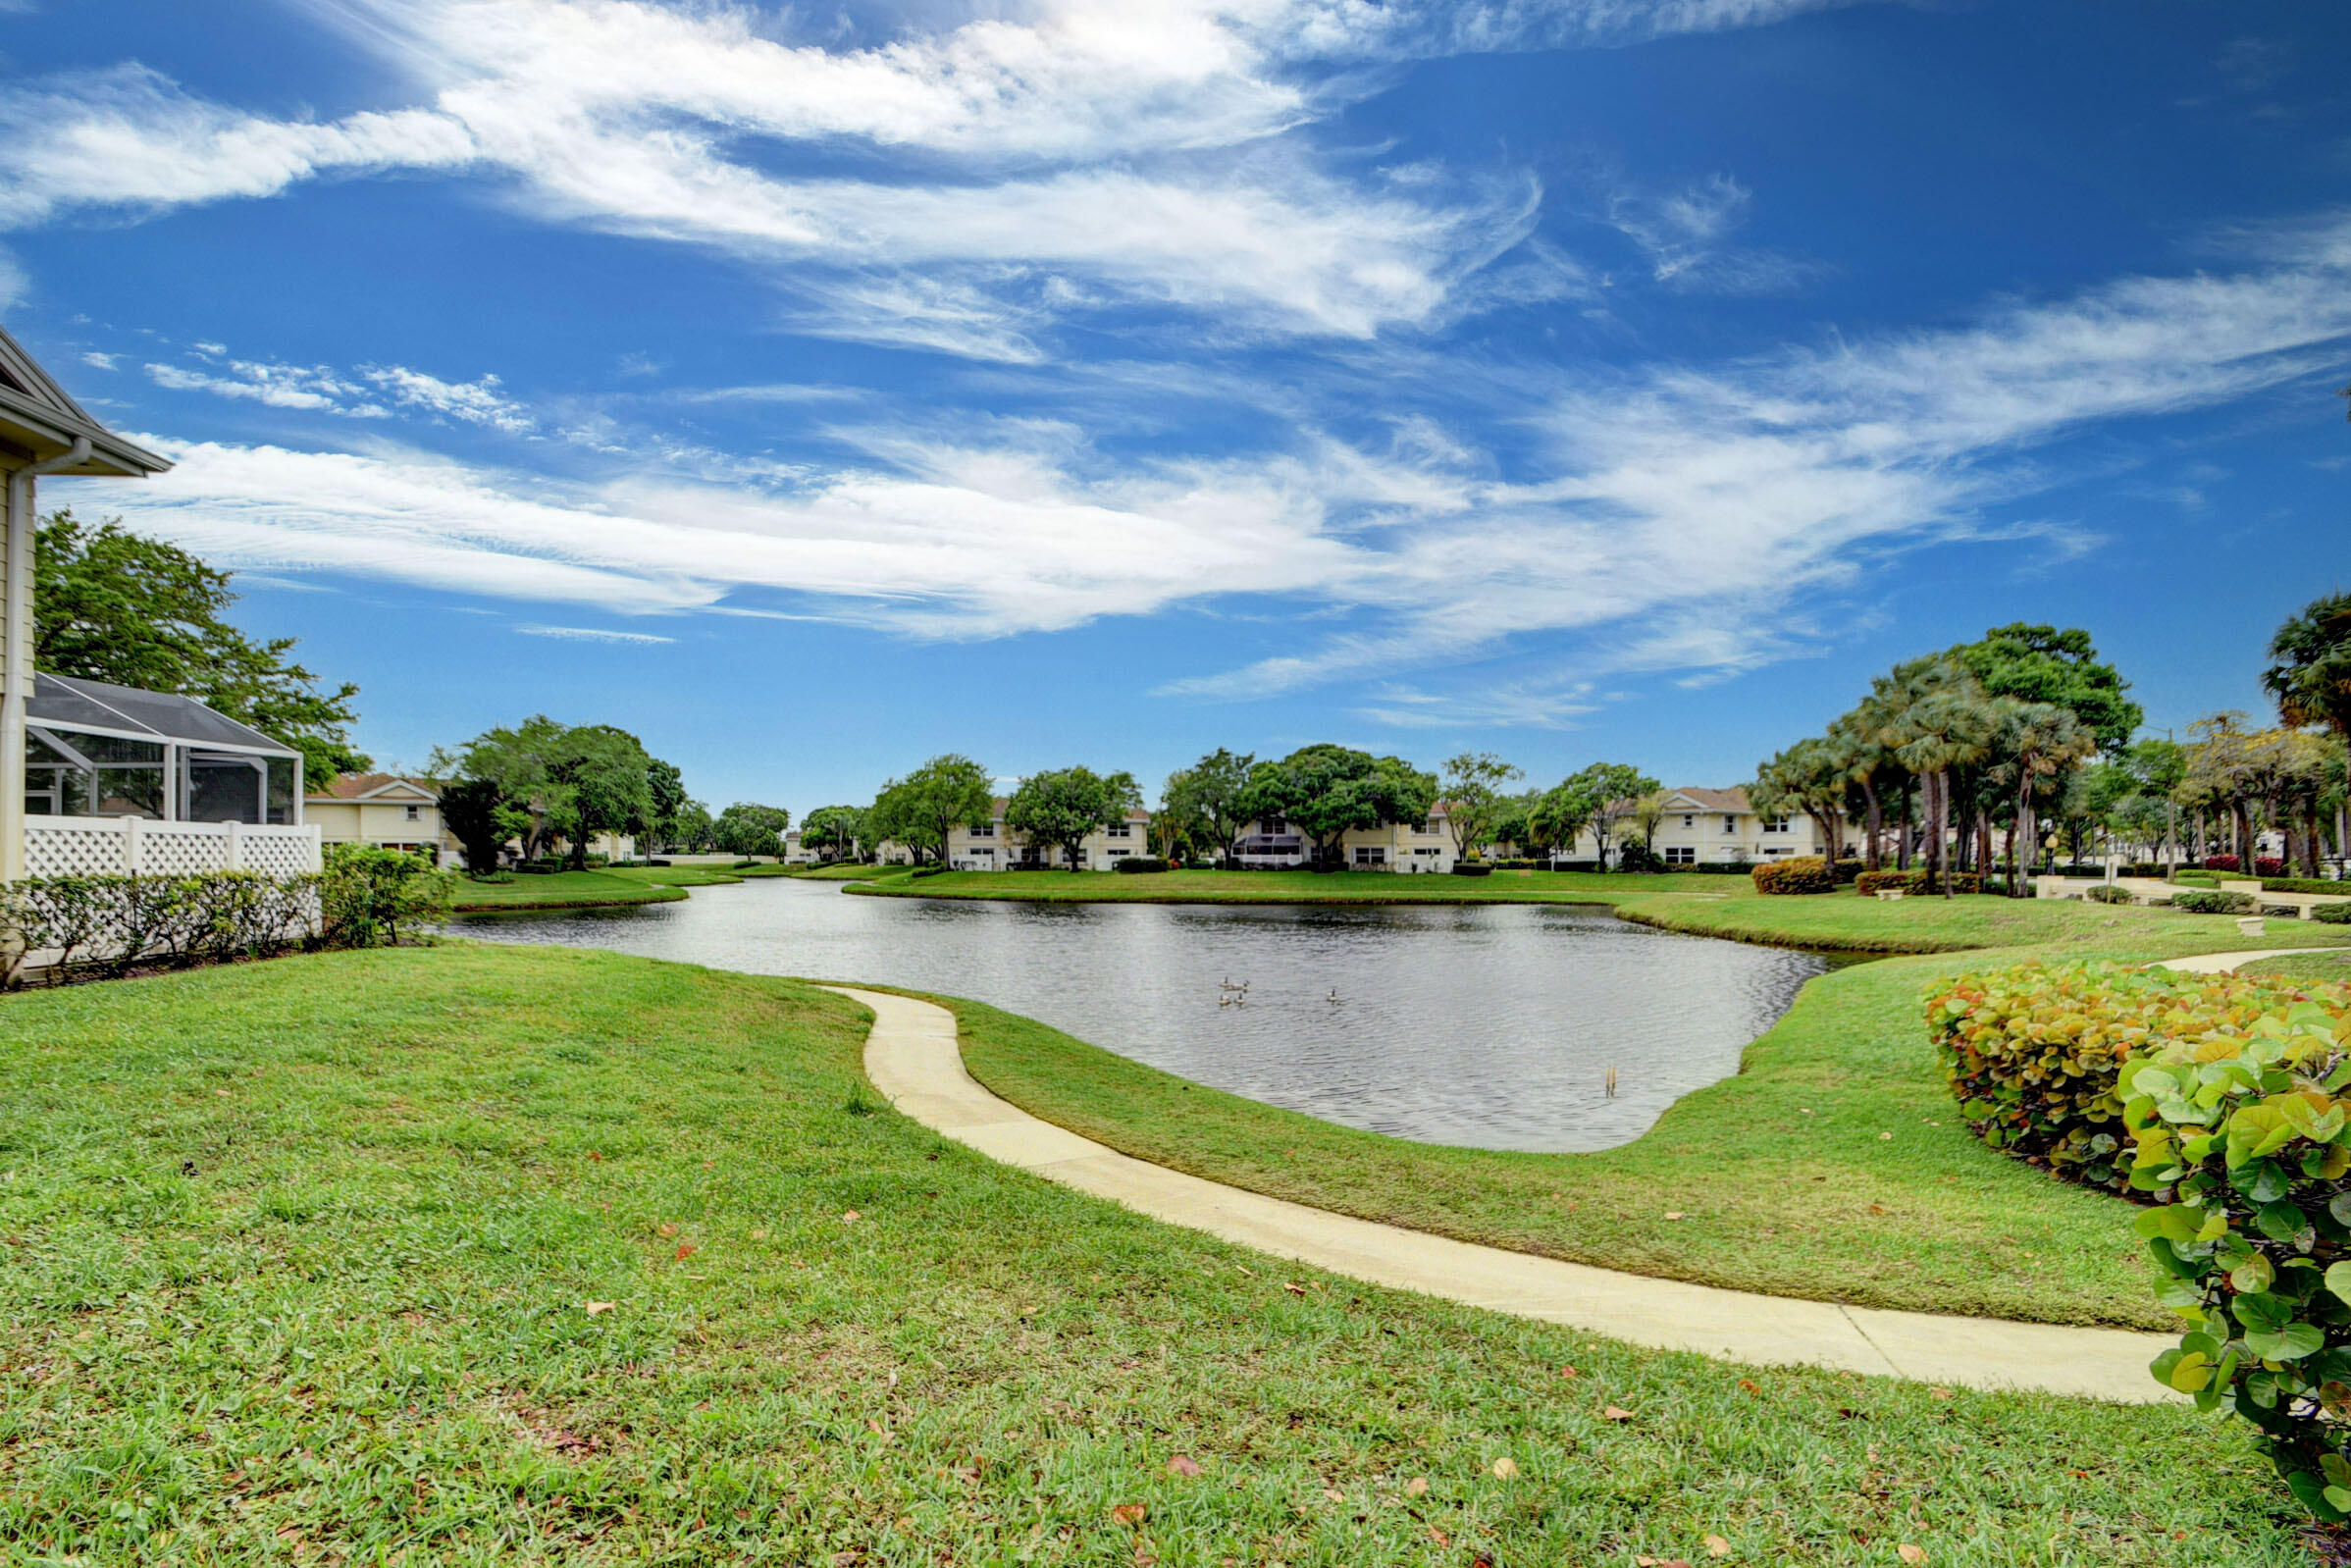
3;0;2346;813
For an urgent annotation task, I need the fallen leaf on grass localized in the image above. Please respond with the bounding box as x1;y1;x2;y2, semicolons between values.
1404;1477;1428;1496
1558;1365;1579;1380
1429;1526;1450;1547
1490;1458;1518;1480
843;1211;862;1224
1664;1212;1686;1221
1929;1386;1952;1400
1635;1557;1693;1568
582;1301;615;1315
1111;1503;1146;1527
1704;1535;1732;1557
658;1223;677;1236
750;1228;768;1240
1282;1281;1307;1295
1322;1487;1344;1503
1603;1406;1636;1422
1868;1204;1888;1216
674;1243;697;1262
1898;1547;1927;1565
587;1151;602;1162
1165;1454;1201;1478
1738;1380;1760;1395
1879;1132;1894;1141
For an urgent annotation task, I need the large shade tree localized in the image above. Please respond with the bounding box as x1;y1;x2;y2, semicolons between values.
1160;748;1256;866
711;802;791;858
870;754;993;865
1551;762;1659;871
550;725;655;868
1239;745;1437;869
35;508;368;789
1006;766;1141;870
800;805;866;862
1437;751;1523;863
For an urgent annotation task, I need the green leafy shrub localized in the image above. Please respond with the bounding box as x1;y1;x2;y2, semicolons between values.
1114;857;1170;873
322;845;455;949
2118;995;2351;1518
1925;962;2341;1192
1854;869;1908;896
1613;843;1666;874
1752;857;1835;895
2317;903;2351;925
1449;862;1494;877
2086;885;2136;905
2175;889;2258;915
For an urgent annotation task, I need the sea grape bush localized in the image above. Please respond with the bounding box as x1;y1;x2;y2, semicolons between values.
1926;962;2341;1191
2174;889;2258;915
1751;857;1835;895
2118;994;2351;1519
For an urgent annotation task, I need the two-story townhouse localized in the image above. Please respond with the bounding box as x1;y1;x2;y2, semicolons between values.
1561;786;1850;866
1227;805;1459;871
947;798;1153;870
303;773;456;863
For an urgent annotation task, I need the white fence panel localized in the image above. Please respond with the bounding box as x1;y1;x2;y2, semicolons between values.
24;816;323;879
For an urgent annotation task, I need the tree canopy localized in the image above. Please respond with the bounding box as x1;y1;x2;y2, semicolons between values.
1239;745;1436;867
1955;622;2143;756
869;755;993;864
1005;766;1140;870
35;509;367;789
1437;751;1522;862
2265;593;2351;740
711;802;791;858
800;805;866;862
1160;748;1255;865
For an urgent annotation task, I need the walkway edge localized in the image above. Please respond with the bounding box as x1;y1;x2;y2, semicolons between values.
823;984;2175;1405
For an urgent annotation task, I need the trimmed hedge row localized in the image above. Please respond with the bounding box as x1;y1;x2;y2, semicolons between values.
1751;857;1834;895
1925;961;2345;1192
2174;889;2258;915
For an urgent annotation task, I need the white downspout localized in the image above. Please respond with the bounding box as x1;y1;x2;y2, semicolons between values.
2;436;89;881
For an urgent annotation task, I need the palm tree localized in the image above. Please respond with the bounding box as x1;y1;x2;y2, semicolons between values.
2264;593;2351;739
1989;699;2094;897
1891;677;1998;898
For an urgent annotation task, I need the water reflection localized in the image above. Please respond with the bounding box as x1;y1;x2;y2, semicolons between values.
459;879;1831;1152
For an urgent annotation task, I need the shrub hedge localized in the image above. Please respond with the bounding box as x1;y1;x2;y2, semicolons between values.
1751;857;1835;895
2086;885;2136;905
1114;857;1170;873
1853;867;1982;896
2118;992;2351;1519
1924;961;2342;1192
2315;902;2351;925
2174;889;2258;915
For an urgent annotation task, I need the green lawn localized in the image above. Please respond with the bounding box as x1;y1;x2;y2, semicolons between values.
0;943;2316;1564
601;863;747;888
448;869;687;912
930;892;2351;1331
2238;948;2351;985
787;862;895;880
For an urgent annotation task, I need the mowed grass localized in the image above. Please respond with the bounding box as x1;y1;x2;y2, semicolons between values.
448;869;687;912
942;897;2351;1331
2239;948;2351;985
787;862;896;880
0;944;2319;1565
601;864;746;888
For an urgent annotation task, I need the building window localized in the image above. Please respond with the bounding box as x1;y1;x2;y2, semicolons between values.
968;821;996;837
1682;814;1694;828
1415;821;1436;836
1352;846;1387;865
1664;846;1696;865
404;804;421;821
1723;814;1737;834
1106;822;1132;838
1762;815;1792;833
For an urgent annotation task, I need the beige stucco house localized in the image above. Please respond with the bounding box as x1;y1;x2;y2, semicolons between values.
1229;807;1460;870
948;798;1153;870
1562;786;1846;865
304;774;456;862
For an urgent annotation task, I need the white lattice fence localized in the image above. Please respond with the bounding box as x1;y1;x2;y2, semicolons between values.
23;816;323;878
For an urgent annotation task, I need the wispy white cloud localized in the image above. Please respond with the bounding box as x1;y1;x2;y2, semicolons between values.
142;348;534;432
146;359;390;416
360;365;533;433
80;350;118;371
97;217;2351;690
516;623;675;644
0;243;27;311
0;0;1847;353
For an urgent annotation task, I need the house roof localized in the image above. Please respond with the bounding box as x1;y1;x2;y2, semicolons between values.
983;796;1150;822
28;671;295;755
307;772;443;804
1665;786;1752;812
0;324;172;477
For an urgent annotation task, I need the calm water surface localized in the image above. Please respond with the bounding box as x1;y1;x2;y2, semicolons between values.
459;879;1833;1152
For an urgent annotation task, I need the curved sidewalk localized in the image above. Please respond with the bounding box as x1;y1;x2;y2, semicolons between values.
2156;946;2340;974
826;985;2172;1405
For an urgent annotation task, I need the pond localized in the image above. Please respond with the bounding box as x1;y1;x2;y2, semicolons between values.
458;879;1835;1153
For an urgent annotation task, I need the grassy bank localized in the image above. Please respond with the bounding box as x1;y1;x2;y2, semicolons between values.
2239;948;2351;984
787;862;894;880
935;895;2351;1331
448;869;688;912
0;944;2315;1564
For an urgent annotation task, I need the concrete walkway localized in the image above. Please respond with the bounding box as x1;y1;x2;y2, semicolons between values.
827;985;2173;1404
2156;947;2343;974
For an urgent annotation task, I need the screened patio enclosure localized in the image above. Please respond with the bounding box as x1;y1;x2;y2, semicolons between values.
26;672;300;826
